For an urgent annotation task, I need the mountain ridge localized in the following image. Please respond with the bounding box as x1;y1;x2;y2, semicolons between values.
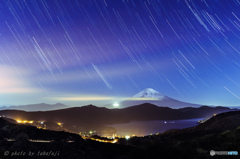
0;103;70;111
132;88;167;100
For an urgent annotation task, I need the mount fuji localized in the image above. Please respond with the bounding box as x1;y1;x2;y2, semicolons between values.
132;88;168;100
117;88;201;108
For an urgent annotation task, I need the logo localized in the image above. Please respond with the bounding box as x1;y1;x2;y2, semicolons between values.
210;150;238;156
210;150;215;156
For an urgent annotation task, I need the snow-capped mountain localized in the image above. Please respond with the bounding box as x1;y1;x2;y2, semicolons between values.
132;88;168;100
117;88;201;108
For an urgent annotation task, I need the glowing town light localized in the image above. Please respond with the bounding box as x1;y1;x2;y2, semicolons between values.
125;136;130;140
113;103;119;107
41;121;44;124
17;120;33;124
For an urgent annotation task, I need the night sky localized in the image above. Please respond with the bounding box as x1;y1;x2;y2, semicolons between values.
0;0;240;107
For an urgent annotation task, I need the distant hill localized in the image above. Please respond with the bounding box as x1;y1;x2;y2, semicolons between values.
0;103;69;111
0;103;236;127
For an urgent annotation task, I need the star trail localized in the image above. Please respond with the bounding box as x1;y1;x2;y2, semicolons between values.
0;0;240;106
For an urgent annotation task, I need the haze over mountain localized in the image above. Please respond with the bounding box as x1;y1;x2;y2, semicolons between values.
0;103;69;111
116;88;201;108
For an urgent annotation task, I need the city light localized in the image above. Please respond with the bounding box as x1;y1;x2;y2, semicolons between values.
112;139;118;143
17;120;33;124
57;122;63;127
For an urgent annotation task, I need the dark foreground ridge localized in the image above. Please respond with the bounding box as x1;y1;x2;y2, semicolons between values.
123;110;240;159
0;117;139;159
0;110;240;158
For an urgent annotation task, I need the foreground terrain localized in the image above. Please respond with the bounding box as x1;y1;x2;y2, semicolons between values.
0;110;240;158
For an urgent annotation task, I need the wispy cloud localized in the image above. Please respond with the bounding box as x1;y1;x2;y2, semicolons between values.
50;94;128;102
0;65;40;94
54;96;114;101
127;98;158;101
